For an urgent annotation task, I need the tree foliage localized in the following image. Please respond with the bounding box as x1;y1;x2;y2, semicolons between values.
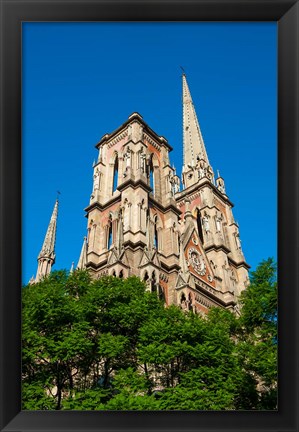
22;259;277;410
236;258;277;409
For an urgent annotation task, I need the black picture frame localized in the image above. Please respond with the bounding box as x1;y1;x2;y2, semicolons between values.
0;0;298;431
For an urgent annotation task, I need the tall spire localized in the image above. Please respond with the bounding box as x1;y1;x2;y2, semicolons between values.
182;73;210;169
35;199;59;282
77;236;88;270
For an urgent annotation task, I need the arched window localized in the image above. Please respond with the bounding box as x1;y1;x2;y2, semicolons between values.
151;271;157;293
112;270;116;277
112;156;119;193
119;270;124;279
196;209;204;245
180;293;187;310
107;214;113;249
148;155;154;193
144;271;149;282
188;293;193;312
158;284;165;302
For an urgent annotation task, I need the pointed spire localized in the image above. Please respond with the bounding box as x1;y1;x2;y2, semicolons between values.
70;261;74;274
77;236;87;269
182;74;210;169
35;199;59;282
38;199;58;260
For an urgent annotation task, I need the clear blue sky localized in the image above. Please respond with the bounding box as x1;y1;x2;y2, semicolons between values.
22;22;277;284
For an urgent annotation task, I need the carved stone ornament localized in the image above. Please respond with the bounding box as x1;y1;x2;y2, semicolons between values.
192;236;198;245
188;247;206;276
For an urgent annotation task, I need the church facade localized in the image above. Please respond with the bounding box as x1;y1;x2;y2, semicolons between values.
34;74;249;314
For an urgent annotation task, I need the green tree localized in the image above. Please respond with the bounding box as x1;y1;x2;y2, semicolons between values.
22;271;163;410
138;307;242;410
22;270;94;409
236;258;278;409
22;260;277;410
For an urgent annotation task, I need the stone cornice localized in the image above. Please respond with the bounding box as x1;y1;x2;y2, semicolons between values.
159;260;181;272
176;180;234;208
84;194;121;214
95;112;173;152
194;281;236;308
204;243;231;254
106;130;128;149
228;256;251;270
148;195;182;216
117;177;152;193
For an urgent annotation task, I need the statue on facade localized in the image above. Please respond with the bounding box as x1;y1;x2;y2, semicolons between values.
169;174;178;196
215;217;222;233
93;169;100;191
235;233;241;249
202;214;210;232
124;147;131;168
197;159;207;179
206;165;213;180
216;177;226;194
140;151;146;173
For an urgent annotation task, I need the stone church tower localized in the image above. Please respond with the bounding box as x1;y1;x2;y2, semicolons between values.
34;74;249;314
76;74;249;313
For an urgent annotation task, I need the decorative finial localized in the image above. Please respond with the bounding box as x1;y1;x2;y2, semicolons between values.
56;190;61;201
180;65;186;75
217;169;220;178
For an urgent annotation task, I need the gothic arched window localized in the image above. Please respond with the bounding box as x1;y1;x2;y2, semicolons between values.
143;271;149;289
180;293;187;310
107;214;113;249
151;271;157;293
148;155;154;193
158;284;165;302
196;209;204;245
119;270;124;279
112;156;119;193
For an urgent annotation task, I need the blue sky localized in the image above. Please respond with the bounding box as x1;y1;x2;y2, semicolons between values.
22;22;277;284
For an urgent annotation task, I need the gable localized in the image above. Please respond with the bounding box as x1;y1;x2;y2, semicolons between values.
107;247;129;268
139;248;160;268
184;230;217;289
175;272;189;289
